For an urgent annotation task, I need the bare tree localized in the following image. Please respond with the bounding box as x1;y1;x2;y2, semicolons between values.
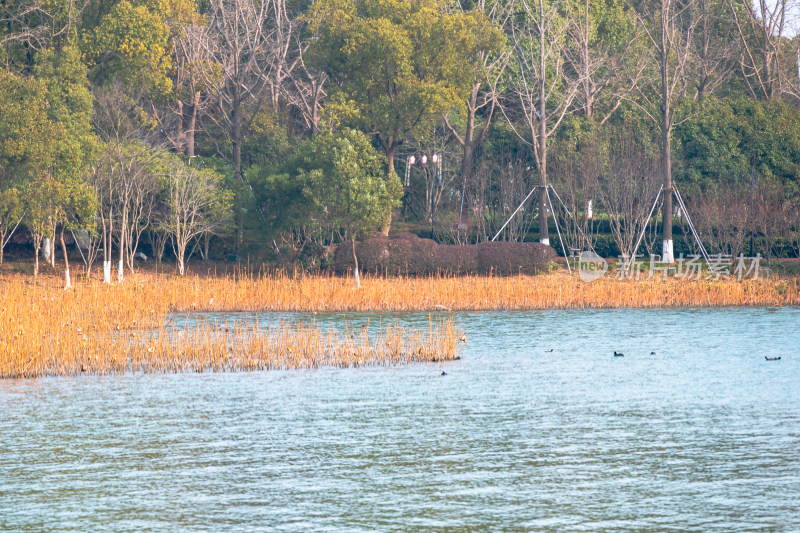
443;0;509;189
549;134;601;253
564;0;644;122
467;151;539;243
729;0;793;99
282;46;326;136
200;0;296;247
88;157;115;283
594;127;663;260
632;0;698;262
0;0;87;65
166;164;231;276
686;0;738;99
92;92;167;281
151;24;219;157
503;0;581;246
689;185;751;257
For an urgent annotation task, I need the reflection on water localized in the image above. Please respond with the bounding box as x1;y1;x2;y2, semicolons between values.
2;308;799;531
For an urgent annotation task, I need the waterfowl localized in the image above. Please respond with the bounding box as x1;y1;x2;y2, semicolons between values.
441;371;447;376
545;349;554;353
614;351;624;357
650;351;656;355
765;356;781;361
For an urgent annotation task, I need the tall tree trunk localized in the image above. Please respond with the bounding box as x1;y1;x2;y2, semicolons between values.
661;4;674;263
380;143;397;236
187;93;199;157
352;238;360;288
33;235;42;278
203;231;211;261
460;85;479;186
60;228;71;289
177;234;186;276
233;97;244;251
102;203;113;284
661;110;674;262
43;237;51;264
118;209;126;283
538;2;550;247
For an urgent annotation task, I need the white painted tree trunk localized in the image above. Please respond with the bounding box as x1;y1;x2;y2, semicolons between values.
64;268;71;289
662;239;674;263
117;260;124;283
587;200;593;219
352;239;360;289
103;261;112;284
540;238;550;246
43;238;51;262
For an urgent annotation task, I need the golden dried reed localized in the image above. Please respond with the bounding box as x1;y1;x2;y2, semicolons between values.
58;270;800;311
0;276;462;378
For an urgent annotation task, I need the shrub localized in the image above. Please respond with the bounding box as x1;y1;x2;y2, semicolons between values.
334;234;557;276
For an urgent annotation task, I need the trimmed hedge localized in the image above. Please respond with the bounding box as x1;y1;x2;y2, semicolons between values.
334;233;557;276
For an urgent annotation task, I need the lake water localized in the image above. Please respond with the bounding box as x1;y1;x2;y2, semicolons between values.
1;308;799;531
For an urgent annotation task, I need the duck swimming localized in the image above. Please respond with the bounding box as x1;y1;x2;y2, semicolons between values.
614;351;624;357
765;356;781;361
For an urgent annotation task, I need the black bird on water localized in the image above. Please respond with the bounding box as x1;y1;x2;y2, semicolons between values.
650;351;656;355
614;351;624;357
545;349;554;353
441;371;448;376
765;356;781;361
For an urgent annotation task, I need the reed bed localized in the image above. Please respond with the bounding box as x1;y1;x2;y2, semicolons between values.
2;271;798;377
16;270;792;312
0;277;462;378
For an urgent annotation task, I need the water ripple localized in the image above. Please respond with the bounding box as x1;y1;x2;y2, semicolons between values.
1;307;799;531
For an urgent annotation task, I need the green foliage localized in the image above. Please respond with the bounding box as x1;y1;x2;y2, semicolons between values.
22;174;57;243
82;0;174;93
0;69;58;185
255;129;402;243
675;98;800;191
34;45;98;180
300;129;402;239
1;46;99;261
308;0;497;158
